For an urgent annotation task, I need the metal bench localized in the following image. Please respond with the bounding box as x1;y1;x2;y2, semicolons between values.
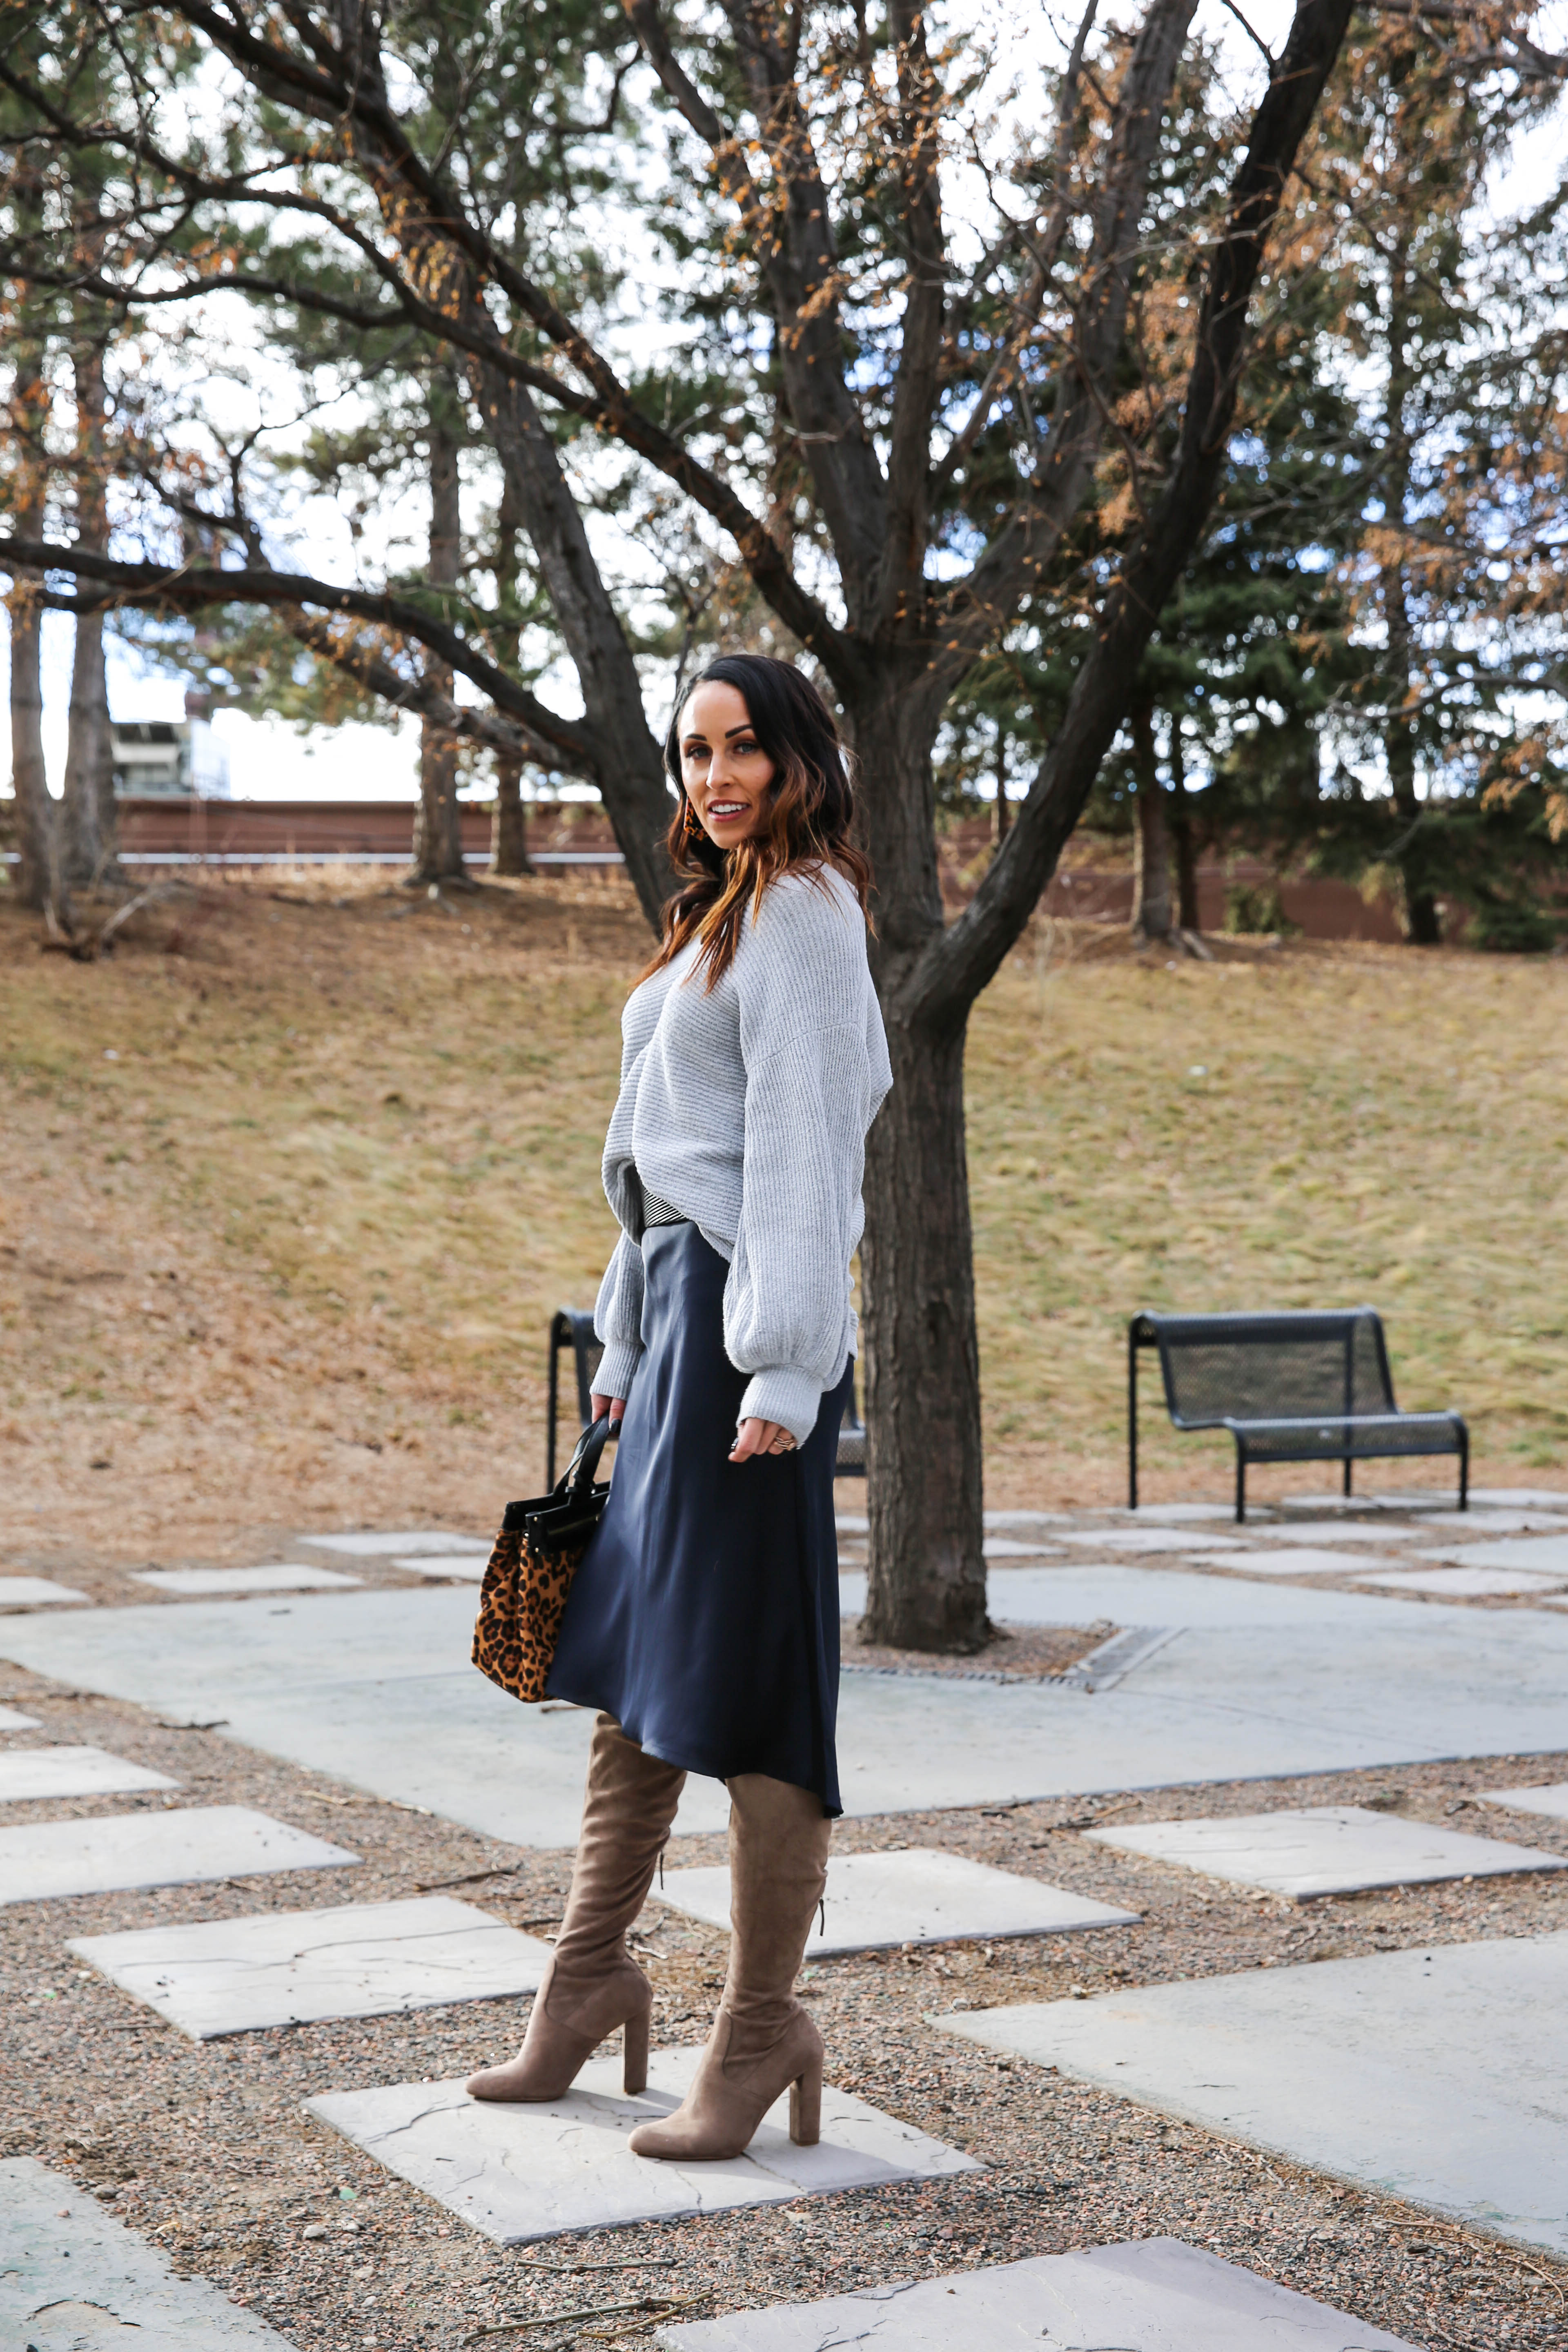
1127;1307;1468;1521
548;1306;866;1485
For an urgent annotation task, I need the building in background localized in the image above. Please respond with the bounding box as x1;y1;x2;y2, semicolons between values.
110;690;231;800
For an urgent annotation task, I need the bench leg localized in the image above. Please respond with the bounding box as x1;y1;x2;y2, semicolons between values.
1343;1455;1353;1498
1459;1427;1469;1512
1235;1451;1246;1524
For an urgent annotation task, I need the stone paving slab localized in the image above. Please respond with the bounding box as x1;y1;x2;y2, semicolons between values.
1084;1803;1566;1899
70;1895;550;2039
1470;1486;1568;1506
0;1744;179;1803
0;2156;298;2349
1425;1508;1568;1535
940;1934;1568;2259
654;2237;1418;2350
1053;1528;1241;1554
131;1564;363;1596
979;1539;1061;1560
11;1582;1568;1847
984;1510;1079;1530
1356;1565;1566;1599
300;1529;488;1557
655;1849;1138;1956
1478;1781;1568;1823
392;1552;490;1580
1195;1548;1385;1578
1415;1534;1568;1575
0;1703;41;1729
306;2049;980;2244
0;1576;89;1609
1250;1521;1418;1546
0;1805;360;1904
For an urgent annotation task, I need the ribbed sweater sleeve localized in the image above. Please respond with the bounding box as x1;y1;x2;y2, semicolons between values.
592;1232;645;1402
724;872;885;1444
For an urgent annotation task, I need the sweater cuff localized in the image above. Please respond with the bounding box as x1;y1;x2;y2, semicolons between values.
738;1367;823;1450
594;1340;643;1403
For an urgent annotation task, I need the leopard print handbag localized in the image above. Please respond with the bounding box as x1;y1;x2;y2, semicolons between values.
472;1416;616;1704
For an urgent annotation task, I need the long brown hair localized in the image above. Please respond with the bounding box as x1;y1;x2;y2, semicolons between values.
643;655;873;990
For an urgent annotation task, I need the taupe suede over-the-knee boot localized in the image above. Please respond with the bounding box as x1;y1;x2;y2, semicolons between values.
628;1773;829;2160
466;1713;685;2102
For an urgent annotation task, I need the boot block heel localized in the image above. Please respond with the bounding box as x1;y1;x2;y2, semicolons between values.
788;2060;821;2147
623;2007;649;2097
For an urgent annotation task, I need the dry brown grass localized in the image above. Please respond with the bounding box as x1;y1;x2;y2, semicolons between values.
1;873;1563;1569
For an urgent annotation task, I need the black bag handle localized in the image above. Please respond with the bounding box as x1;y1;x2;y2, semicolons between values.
560;1412;617;1502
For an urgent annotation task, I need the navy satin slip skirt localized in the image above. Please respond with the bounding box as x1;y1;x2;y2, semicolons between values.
544;1218;852;1815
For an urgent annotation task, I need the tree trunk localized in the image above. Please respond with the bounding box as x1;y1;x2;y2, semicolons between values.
993;738;1011;845
63;346;118;888
851;688;988;1655
491;752;531;874
859;1008;987;1652
1129;700;1172;942
1169;718;1200;930
1381;235;1440;947
410;401;470;886
8;351;59;915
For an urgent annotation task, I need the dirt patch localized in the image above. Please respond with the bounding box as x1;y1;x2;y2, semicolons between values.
841;1619;1117;1680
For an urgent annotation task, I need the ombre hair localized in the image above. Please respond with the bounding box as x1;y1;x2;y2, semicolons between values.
644;654;873;989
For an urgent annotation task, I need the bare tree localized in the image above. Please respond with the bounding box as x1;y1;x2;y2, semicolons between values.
0;0;1366;1644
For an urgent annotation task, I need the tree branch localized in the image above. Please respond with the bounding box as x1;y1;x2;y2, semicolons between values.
0;535;600;771
913;0;1358;1022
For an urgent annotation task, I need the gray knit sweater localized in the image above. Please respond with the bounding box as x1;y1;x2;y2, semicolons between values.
593;864;892;1445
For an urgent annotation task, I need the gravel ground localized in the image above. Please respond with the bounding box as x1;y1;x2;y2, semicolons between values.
3;1644;1566;2352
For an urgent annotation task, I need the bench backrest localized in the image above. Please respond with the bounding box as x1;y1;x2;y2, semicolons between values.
1136;1309;1396;1429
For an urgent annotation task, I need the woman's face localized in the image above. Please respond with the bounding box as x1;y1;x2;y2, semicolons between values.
678;682;776;849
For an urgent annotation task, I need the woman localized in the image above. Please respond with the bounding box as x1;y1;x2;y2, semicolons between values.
466;653;890;2162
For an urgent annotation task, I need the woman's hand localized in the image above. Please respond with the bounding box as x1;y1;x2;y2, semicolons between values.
731;1418;797;1463
590;1391;626;1431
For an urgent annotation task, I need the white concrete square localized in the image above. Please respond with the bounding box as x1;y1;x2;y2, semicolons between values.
1355;1566;1566;1599
0;1745;179;1803
0;1805;359;1904
1085;1803;1566;1900
1056;1528;1241;1554
1477;1782;1568;1824
12;1579;1568;1848
1253;1520;1417;1546
392;1552;490;1580
1414;1534;1568;1577
0;2156;296;2348
70;1895;551;2039
655;2238;1418;2350
131;1564;363;1597
0;1577;88;1610
1196;1548;1385;1577
941;1934;1568;2259
1111;1503;1239;1522
1418;1508;1568;1535
306;2048;980;2243
1470;1487;1568;1507
0;1704;40;1730
655;1848;1138;1957
835;1515;868;1534
300;1530;488;1557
